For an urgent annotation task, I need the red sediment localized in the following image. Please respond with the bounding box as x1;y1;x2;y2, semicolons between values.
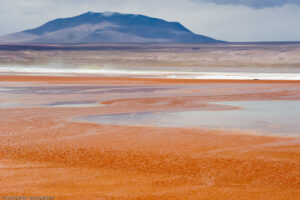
1;74;300;84
0;75;299;200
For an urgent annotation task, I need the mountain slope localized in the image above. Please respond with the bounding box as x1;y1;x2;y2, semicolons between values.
0;12;223;44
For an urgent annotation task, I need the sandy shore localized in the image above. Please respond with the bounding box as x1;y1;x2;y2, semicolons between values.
0;75;299;200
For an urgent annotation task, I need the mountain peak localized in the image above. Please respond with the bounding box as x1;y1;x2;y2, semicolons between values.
84;11;95;16
83;11;116;17
101;11;117;17
0;12;223;44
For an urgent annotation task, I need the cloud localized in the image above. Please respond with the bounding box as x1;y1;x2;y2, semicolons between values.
193;0;300;9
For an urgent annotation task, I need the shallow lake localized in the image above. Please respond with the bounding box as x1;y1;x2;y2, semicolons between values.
76;100;300;136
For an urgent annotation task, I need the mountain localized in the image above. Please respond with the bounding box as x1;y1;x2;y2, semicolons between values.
0;11;223;44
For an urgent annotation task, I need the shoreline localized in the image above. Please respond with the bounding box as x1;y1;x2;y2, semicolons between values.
2;74;300;84
1;66;300;80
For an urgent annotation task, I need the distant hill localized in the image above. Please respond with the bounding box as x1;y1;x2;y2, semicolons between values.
0;11;223;44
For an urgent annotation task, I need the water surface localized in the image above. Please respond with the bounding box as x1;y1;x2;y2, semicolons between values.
77;100;300;136
46;101;101;108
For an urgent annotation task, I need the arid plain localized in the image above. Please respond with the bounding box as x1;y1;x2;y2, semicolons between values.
0;44;300;200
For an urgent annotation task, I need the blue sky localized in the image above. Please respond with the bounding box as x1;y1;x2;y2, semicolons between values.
0;0;300;42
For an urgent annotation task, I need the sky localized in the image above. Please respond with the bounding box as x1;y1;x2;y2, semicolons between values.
0;0;300;42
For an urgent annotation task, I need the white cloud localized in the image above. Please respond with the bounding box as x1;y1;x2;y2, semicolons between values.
193;0;300;9
0;0;300;41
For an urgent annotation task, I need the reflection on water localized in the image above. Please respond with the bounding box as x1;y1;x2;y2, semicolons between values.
46;101;101;108
0;100;101;108
0;102;22;108
0;85;176;95
77;101;300;136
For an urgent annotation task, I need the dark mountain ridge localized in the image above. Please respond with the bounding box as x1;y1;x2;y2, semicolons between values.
0;11;223;44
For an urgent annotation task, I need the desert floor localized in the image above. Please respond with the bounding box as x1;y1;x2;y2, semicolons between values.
1;43;300;70
0;75;299;200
